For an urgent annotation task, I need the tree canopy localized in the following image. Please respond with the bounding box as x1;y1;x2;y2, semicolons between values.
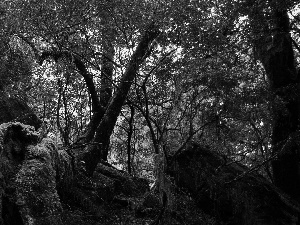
1;0;300;224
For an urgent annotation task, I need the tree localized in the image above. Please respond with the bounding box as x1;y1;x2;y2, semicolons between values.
81;21;160;173
1;0;300;224
248;0;300;201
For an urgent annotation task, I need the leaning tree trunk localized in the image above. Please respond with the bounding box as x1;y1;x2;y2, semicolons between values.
39;22;160;174
0;21;160;225
250;1;300;202
81;8;116;149
81;21;160;174
77;16;116;145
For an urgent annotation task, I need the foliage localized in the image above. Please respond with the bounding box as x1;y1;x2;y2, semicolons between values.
0;0;299;180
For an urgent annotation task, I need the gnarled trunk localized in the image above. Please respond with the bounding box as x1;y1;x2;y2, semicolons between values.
250;2;300;201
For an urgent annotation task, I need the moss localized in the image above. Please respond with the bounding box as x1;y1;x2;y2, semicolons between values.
15;157;62;216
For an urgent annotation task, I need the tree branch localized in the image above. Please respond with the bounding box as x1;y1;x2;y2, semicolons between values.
82;21;160;174
39;50;102;113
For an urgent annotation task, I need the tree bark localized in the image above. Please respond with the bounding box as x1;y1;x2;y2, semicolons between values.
250;2;300;201
83;11;117;149
127;105;135;174
76;19;116;145
81;22;160;174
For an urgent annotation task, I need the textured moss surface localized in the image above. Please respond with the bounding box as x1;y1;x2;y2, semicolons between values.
0;123;63;225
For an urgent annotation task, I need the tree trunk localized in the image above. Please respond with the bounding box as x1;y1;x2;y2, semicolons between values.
77;14;116;145
81;22;160;174
250;2;300;202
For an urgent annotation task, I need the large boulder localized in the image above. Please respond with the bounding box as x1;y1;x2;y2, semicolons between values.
168;142;300;225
